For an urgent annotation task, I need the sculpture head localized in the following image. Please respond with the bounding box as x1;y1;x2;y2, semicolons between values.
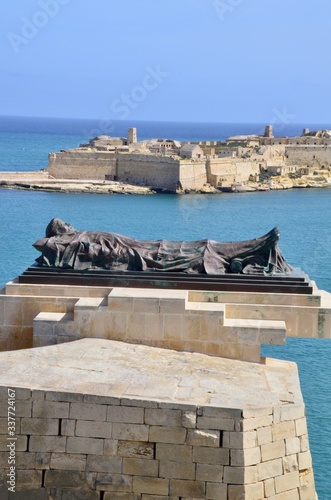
45;218;77;238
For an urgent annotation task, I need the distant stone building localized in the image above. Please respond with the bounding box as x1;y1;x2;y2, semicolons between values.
87;135;129;152
180;144;204;159
267;165;297;176
145;138;181;155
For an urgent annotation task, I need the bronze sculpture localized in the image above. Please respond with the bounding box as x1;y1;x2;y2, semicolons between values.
33;218;292;275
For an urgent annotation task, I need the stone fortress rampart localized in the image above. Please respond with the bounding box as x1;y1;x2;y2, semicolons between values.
46;125;331;192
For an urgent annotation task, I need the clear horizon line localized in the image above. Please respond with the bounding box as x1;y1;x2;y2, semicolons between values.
1;114;330;126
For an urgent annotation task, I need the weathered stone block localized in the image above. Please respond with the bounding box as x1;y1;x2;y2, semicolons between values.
70;402;107;421
223;430;257;449
196;463;223;482
170;478;205;498
280;404;305;422
86;454;122;473
181;411;197;429
295;417;308;437
50;452;86;471
84;394;120;405
197;416;234;431
61;418;75;436
149;426;186;444
159;460;195;480
283;454;298;473
258;458;283;481
298;450;312;470
231;446;261;466
112;423;149;441
117;440;154;459
285;436;301;455
104;438;118;456
186;429;220;447
206;481;227;500
133;476;169;495
145;408;182;427
32;400;69;419
224;465;258;485
300;434;309;452
156;443;192;462
29;435;66;453
35;452;51;469
108;406;144;424
272;420;296;441
261;439;285;461
21;418;59;435
299;468;316;500
46;391;83;402
15;469;42;488
95;472;132;491
193;446;229;465
256;426;272;447
123;457;159;476
241;414;273;431
275;470;300;493
76;419;112;438
45;469;87;488
228;482;264;500
66;436;104;455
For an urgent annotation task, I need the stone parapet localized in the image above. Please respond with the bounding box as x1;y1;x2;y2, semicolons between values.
0;281;330;358
0;338;317;499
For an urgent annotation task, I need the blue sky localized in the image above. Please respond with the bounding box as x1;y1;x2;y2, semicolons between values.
1;0;331;123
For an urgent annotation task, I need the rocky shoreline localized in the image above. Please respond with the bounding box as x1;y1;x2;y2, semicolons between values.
0;171;154;195
0;170;330;195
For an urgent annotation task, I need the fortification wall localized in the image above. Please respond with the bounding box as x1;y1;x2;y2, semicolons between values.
285;146;331;167
179;160;207;190
116;155;180;190
47;152;118;180
207;159;260;186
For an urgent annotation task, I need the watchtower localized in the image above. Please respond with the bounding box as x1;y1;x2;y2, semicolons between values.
264;125;273;138
127;127;137;144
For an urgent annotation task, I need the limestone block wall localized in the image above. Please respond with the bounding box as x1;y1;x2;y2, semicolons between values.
47;151;118;180
206;158;260;186
1;282;330;358
0;282;112;351
285;146;331;167
0;290;76;351
32;288;288;363
116;155;180;190
0;386;316;499
179;160;208;190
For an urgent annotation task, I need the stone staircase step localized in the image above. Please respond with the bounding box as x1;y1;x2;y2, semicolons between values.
223;318;286;345
74;297;107;310
33;312;75;347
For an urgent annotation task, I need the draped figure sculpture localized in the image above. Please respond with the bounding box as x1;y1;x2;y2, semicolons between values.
33;218;292;275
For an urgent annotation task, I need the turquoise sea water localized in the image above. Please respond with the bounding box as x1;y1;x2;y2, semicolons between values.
0;116;331;497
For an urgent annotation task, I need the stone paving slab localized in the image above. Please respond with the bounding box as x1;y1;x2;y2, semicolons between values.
0;338;302;409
